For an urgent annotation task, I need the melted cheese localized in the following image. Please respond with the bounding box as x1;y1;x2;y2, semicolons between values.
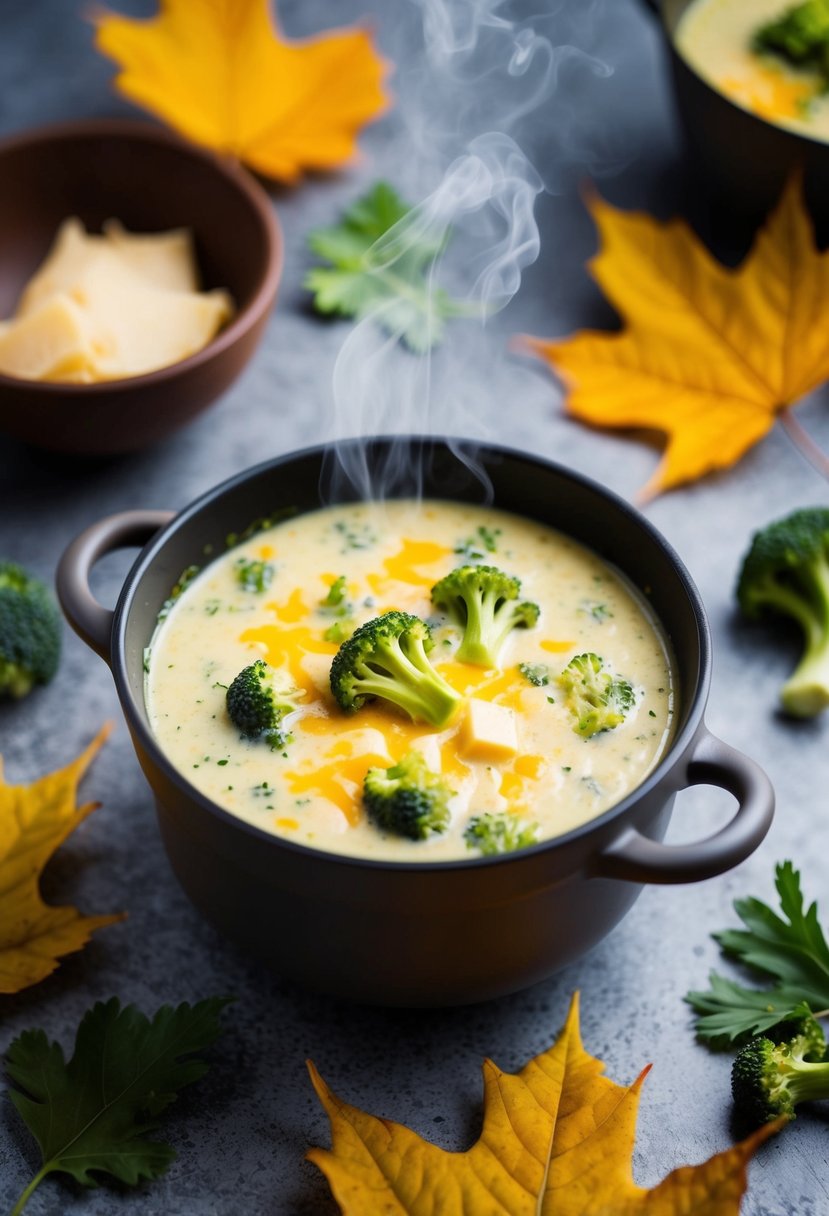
145;500;675;862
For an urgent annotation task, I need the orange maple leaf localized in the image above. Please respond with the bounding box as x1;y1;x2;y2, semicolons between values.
521;175;829;499
307;992;781;1214
93;0;391;183
0;725;125;993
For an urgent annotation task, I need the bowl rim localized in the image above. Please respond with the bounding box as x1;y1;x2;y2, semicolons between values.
111;438;711;873
662;0;829;154
0;117;283;394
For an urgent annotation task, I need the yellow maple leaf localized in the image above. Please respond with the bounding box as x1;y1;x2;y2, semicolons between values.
307;993;780;1214
93;0;390;184
0;725;125;994
521;175;829;499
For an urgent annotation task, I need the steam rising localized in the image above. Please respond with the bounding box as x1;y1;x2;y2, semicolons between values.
323;0;612;504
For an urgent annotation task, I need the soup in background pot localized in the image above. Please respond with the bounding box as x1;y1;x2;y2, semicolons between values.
677;0;829;143
145;500;675;862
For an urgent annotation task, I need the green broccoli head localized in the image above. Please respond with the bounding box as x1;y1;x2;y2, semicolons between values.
464;811;539;856
431;564;539;668
731;1023;829;1126
329;610;462;727
736;507;829;717
0;561;61;699
363;750;453;840
556;652;635;738
226;659;303;749
755;1;829;80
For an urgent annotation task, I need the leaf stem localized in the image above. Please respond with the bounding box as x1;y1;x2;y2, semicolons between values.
9;1165;52;1216
779;409;829;482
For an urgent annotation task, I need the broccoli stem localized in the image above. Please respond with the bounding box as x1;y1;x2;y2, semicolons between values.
780;1058;829;1105
359;634;460;725
780;556;829;716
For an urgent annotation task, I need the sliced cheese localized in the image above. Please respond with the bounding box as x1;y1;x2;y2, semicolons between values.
460;698;518;761
0;294;95;381
4;216;234;382
72;258;233;379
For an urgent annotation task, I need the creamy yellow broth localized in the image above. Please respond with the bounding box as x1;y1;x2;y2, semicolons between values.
677;0;829;141
145;501;675;861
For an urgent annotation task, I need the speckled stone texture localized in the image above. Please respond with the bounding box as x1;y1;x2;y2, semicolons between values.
1;1;828;1213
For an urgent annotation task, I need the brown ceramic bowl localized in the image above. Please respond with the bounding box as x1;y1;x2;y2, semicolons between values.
0;119;282;455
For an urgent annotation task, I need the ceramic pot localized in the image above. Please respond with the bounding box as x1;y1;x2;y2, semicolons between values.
57;439;774;1006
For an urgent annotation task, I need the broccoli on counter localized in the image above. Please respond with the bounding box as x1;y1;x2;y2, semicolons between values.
330;610;462;727
226;659;303;749
732;1008;829;1125
464;812;539;856
0;560;61;699
754;1;829;84
363;751;453;840
737;507;829;717
431;565;539;668
556;652;635;738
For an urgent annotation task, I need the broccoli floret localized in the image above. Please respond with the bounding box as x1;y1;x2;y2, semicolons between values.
755;1;829;84
226;659;303;749
235;557;274;593
464;812;539;856
737;508;829;717
330;610;462;726
518;661;550;687
0;561;61;699
363;751;453;840
732;1013;829;1125
557;652;635;738
319;575;355;643
431;565;539;668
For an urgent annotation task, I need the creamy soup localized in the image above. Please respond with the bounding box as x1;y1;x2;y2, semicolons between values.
145;501;675;861
677;0;829;142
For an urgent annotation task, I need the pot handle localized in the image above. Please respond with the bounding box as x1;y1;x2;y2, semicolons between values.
594;730;774;884
57;510;174;666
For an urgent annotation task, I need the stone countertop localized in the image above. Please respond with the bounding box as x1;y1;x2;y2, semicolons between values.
1;1;828;1213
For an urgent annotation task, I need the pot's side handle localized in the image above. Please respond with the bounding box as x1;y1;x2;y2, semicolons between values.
57;510;174;666
595;730;774;885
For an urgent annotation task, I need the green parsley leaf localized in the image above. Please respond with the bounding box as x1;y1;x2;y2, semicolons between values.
5;996;229;1214
305;180;470;352
685;862;829;1047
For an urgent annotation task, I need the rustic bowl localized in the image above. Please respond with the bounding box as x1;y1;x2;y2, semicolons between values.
57;439;774;1006
0;119;282;455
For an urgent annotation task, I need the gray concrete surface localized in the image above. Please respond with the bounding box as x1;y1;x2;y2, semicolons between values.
1;1;828;1213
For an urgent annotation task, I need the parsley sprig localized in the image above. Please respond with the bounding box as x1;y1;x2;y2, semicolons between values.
5;997;229;1214
685;862;829;1048
305;181;474;352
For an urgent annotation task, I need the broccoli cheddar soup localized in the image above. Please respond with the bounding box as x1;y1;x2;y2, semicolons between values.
677;0;829;143
145;501;675;862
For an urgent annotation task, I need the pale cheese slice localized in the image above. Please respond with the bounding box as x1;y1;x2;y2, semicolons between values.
0;294;95;381
69;258;233;379
17;219;95;318
102;219;199;292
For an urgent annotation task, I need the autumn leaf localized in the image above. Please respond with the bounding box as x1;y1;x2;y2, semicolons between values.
0;725;124;994
521;175;829;499
93;0;390;183
308;992;781;1214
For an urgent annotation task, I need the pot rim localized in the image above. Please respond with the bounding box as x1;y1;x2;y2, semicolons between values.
111;437;711;873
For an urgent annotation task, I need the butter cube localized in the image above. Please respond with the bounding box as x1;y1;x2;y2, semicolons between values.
460;699;518;761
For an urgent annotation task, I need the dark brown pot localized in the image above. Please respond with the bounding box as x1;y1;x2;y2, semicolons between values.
57;440;774;1006
650;0;829;224
0;120;282;454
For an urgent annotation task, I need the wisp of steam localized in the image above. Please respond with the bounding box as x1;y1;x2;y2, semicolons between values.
323;0;613;505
